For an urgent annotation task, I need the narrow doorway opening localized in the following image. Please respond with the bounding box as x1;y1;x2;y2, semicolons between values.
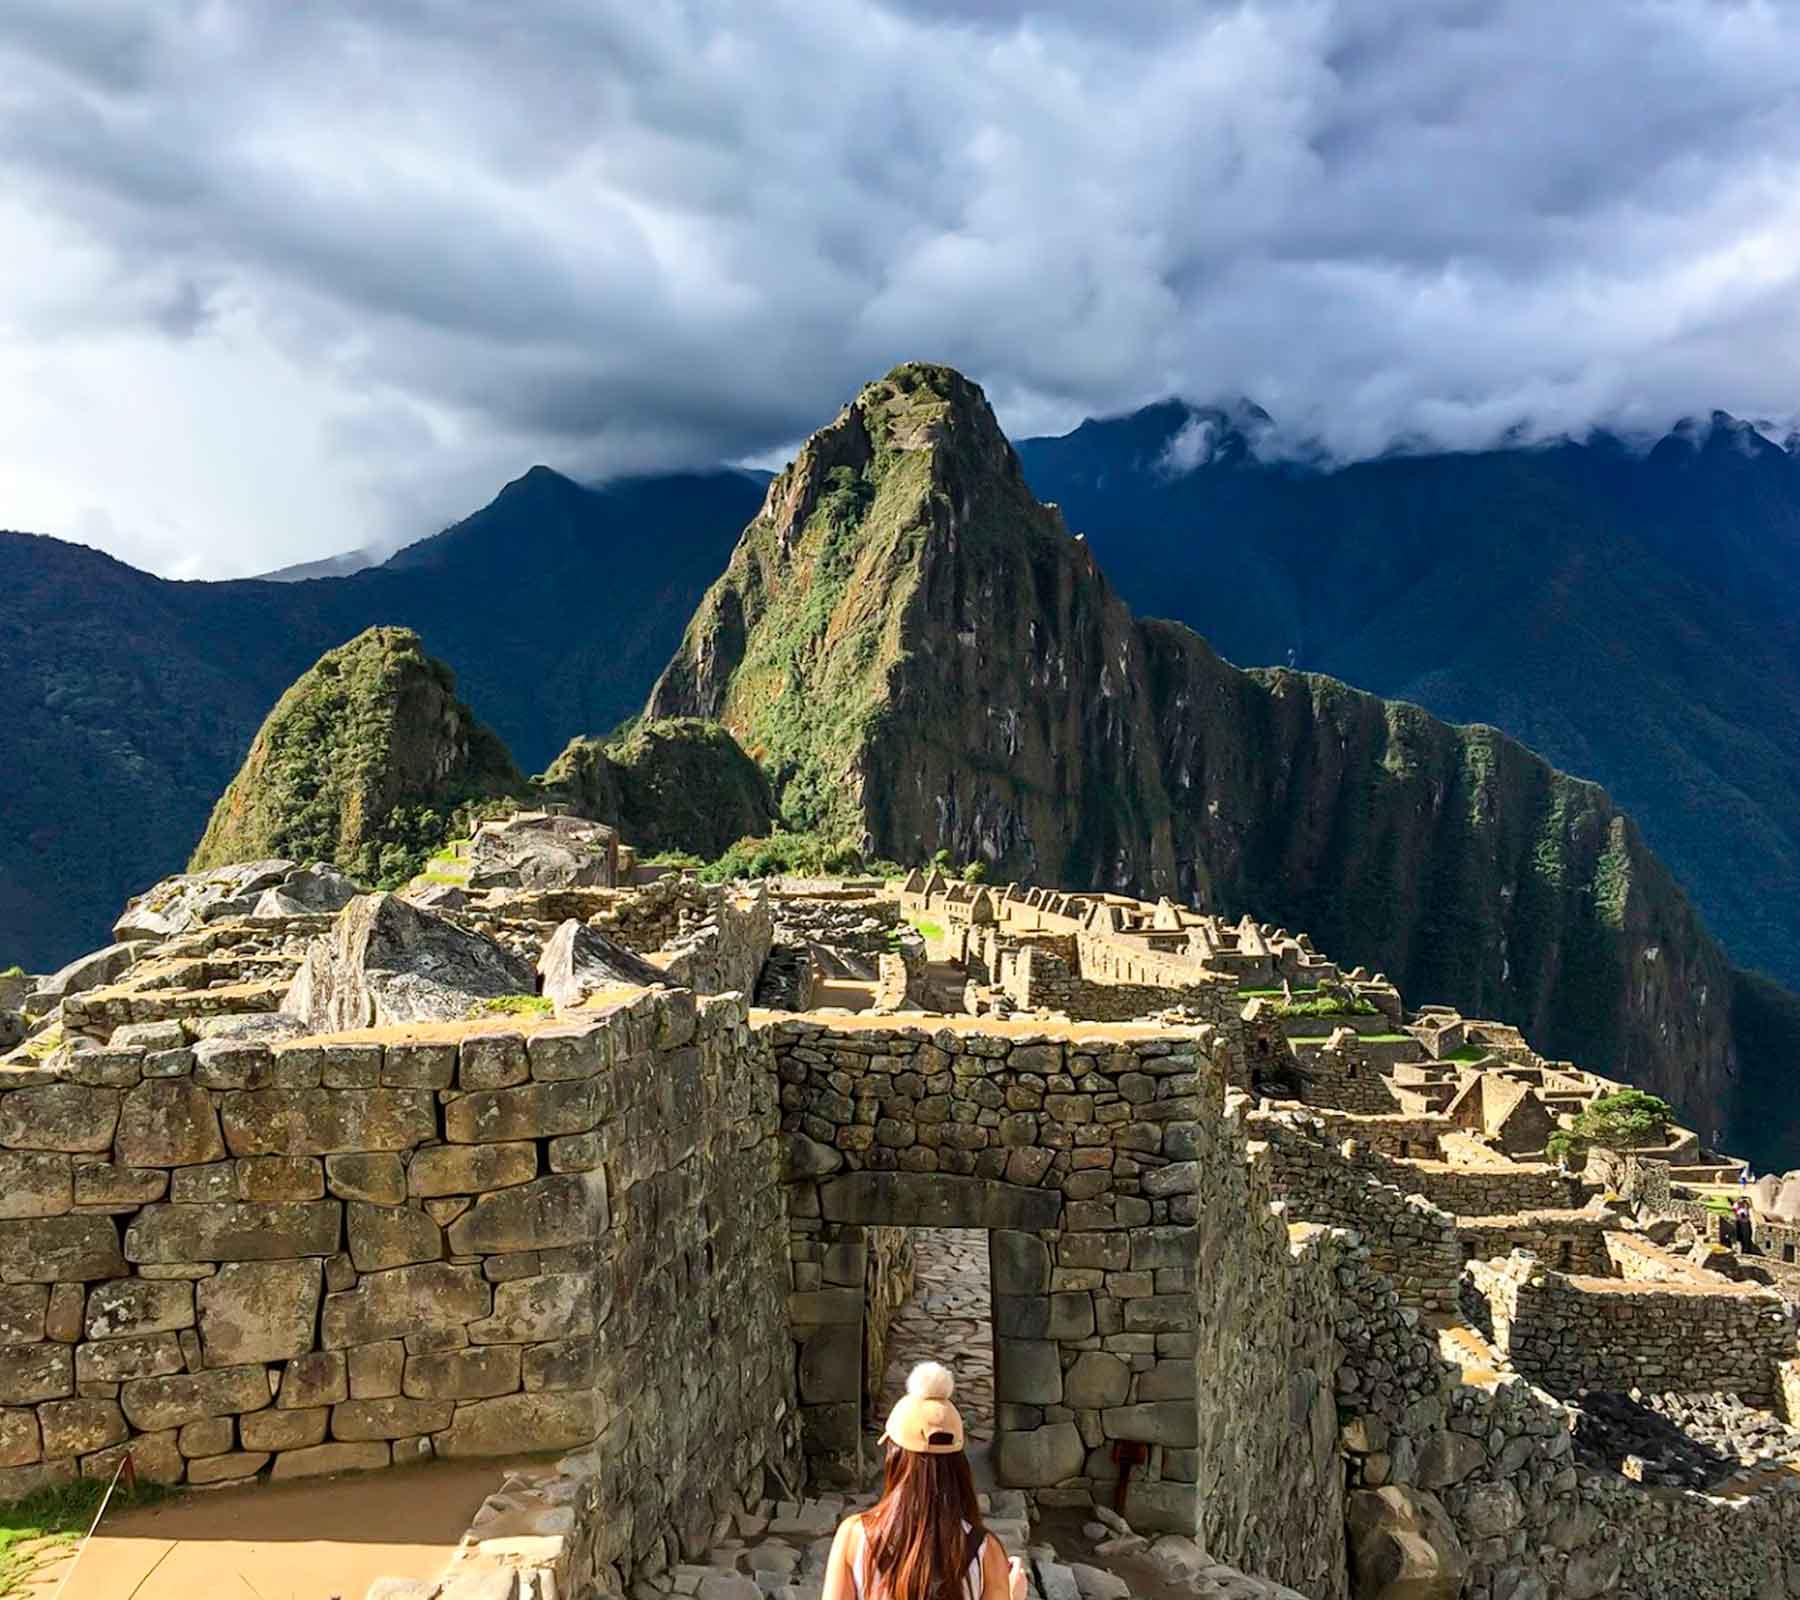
874;1228;996;1459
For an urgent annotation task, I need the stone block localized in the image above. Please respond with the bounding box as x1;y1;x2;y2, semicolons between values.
72;1162;166;1209
177;1415;234;1458
1057;1233;1129;1271
45;1285;84;1342
347;1203;444;1272
0;1345;72;1404
197;1259;323;1366
188;1450;268;1484
269;1440;390;1479
0;1085;120;1153
1417;1430;1486;1490
1062;1352;1130;1409
0;1408;38;1467
405;1346;521;1400
432;1390;599;1456
446;1173;608;1255
237;1157;326;1202
222;1089;437;1156
460;1034;529;1091
124;1201;342;1263
382;1043;457;1090
331;1397;454;1440
75;1332;184;1383
0;1287;45;1346
349;1341;406;1399
120;1364;272;1430
1135;1360;1193;1402
327;1154;407;1206
279;1350;348;1408
798;1325;861;1404
1120;1296;1190;1333
1100;1402;1196;1447
468;1274;595;1344
0;1215;127;1282
0;1153;72;1218
318;1044;384;1088
408;1143;539;1198
242;1406;329;1451
1346;1487;1467;1600
521;1338;593;1392
322;1263;491;1347
545;1133;602;1172
171;1163;237;1204
114;1081;225;1167
1127;1227;1196;1271
995;1339;1061;1405
83;1427;184;1485
993;1421;1084;1487
819;1172;1059;1229
990;1231;1051;1295
443;1082;599;1143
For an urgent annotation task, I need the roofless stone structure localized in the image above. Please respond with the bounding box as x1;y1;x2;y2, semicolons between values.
0;827;1795;1599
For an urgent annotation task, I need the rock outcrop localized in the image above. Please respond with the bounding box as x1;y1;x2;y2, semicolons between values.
115;860;297;943
465;812;619;892
282;894;535;1032
537;919;667;1008
647;361;1763;1144
189;627;524;888
539;716;778;860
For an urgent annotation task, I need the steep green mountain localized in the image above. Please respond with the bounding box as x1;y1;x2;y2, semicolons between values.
649;362;1797;1165
1017;405;1800;994
0;467;762;969
191;627;524;885
538;717;777;859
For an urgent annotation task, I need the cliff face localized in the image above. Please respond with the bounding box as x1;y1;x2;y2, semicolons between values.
650;363;1751;1144
190;626;524;886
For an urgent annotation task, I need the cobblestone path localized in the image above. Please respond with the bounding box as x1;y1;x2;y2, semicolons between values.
877;1227;995;1442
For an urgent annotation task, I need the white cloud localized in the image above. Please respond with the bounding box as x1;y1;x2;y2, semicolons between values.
3;0;1800;574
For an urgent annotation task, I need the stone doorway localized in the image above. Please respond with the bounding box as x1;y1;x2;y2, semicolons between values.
874;1228;996;1449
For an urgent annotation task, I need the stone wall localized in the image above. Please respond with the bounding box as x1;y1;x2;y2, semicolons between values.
1283;1107;1449;1159
860;1228;915;1422
1002;947;1192;1023
1466;1252;1796;1405
1379;1156;1587;1218
772;894;901;957
0;984;800;1577
1456;1213;1615;1276
1248;1107;1463;1314
652;888;773;1000
773;1017;1220;1531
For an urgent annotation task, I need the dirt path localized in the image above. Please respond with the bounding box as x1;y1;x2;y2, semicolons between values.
21;1459;516;1600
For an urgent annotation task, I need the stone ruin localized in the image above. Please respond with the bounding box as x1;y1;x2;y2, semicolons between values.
0;830;1795;1599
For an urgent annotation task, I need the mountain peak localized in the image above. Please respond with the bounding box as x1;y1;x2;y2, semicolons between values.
189;625;523;883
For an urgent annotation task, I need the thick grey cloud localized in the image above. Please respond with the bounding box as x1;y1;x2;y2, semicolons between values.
3;0;1800;575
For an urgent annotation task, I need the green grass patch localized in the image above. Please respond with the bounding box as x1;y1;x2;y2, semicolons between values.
1443;1045;1490;1063
0;1476;171;1595
1360;1032;1416;1044
1237;985;1317;998
1270;994;1378;1019
0;966;21;980
465;994;553;1019
907;917;945;941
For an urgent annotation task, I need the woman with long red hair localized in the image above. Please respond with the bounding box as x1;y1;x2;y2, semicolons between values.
822;1363;1028;1600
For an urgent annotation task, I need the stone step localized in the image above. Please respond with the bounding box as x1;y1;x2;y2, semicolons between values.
63;981;287;1031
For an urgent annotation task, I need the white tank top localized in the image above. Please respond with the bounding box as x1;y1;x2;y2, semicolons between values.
849;1517;985;1600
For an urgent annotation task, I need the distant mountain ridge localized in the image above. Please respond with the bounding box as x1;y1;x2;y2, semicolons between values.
5;382;1800;1031
647;362;1794;1163
1016;400;1800;1000
0;466;764;971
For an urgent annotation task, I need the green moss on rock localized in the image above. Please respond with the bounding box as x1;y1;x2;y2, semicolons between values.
189;627;525;887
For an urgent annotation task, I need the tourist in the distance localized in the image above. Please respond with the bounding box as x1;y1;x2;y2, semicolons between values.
1734;1196;1755;1253
822;1363;1026;1600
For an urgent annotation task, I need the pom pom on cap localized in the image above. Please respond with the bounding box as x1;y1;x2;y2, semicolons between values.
906;1361;955;1401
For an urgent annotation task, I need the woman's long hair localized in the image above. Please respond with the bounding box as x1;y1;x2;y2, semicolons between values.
861;1444;986;1600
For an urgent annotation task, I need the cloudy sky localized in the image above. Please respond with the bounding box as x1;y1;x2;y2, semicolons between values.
5;0;1800;577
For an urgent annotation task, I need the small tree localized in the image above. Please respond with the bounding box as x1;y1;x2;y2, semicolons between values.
1546;1089;1674;1166
961;860;989;884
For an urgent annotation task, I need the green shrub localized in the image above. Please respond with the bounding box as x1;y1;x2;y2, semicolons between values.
1546;1088;1675;1164
1270;994;1378;1019
465;994;553;1019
